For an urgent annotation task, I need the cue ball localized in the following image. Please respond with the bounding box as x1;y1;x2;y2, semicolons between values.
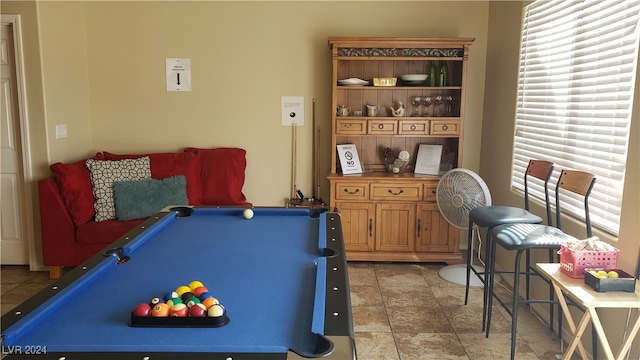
208;304;225;317
243;209;254;219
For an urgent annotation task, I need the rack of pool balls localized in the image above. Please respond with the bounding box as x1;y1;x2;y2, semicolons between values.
129;280;229;327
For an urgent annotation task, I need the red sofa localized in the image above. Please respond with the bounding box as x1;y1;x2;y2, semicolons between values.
39;147;250;278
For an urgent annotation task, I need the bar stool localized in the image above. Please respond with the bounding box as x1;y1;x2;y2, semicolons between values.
464;160;554;332
487;169;596;360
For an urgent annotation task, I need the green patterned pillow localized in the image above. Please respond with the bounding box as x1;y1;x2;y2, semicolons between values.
86;157;152;222
113;175;188;221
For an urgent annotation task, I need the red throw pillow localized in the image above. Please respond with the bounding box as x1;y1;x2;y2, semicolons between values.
49;152;105;225
183;147;247;205
103;151;203;205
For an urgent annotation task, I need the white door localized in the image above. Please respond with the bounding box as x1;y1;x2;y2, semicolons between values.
1;22;28;264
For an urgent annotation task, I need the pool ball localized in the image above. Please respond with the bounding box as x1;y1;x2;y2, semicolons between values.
149;297;164;306
132;303;151;317
198;292;213;301
201;297;219;309
176;285;191;296
170;303;188;317
189;303;207;317
151;303;170;317
243;209;254;219
163;291;179;302
167;297;183;307
186;297;201;308
181;292;195;302
192;286;208;297
188;280;204;291
208;304;225;317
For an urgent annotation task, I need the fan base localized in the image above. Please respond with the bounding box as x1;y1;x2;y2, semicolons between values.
438;264;501;287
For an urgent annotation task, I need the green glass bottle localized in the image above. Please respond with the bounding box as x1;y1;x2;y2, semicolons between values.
429;61;438;87
439;61;449;87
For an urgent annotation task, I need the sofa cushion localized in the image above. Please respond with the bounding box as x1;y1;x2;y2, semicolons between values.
49;152;105;225
113;176;188;221
75;218;146;245
103;151;202;205
86;157;152;222
184;147;247;205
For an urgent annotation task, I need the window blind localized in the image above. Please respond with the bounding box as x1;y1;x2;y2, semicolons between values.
512;0;640;235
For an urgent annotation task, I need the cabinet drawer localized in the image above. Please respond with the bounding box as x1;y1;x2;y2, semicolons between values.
370;183;422;201
335;182;369;200
368;120;397;135
399;120;429;135
431;120;460;135
336;119;366;135
424;183;438;201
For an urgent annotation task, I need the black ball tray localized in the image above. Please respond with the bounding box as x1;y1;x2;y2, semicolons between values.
129;311;230;327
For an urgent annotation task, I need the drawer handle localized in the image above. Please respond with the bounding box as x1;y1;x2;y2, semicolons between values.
378;124;384;129
343;188;360;195
410;124;417;130
369;218;373;237
417;218;421;237
442;124;449;130
387;189;404;196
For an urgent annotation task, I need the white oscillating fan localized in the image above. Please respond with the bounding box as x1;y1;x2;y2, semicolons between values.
436;168;492;286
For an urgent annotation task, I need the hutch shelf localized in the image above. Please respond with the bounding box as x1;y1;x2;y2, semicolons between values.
327;36;474;264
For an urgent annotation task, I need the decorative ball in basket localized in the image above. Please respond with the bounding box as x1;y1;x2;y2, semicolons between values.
381;147;410;173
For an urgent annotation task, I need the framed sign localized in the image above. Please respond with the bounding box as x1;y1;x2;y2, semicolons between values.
337;144;363;174
414;144;443;175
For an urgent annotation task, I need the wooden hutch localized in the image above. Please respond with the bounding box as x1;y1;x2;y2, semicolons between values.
327;36;474;264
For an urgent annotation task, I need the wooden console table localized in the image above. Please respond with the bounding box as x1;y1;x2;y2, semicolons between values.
536;263;640;360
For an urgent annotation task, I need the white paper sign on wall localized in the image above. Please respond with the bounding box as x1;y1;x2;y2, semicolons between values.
166;58;191;91
281;96;304;126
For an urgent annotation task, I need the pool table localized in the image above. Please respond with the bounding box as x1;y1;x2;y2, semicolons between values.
1;207;355;359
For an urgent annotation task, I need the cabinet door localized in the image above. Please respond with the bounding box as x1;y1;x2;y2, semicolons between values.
375;203;415;252
335;201;375;252
416;203;457;252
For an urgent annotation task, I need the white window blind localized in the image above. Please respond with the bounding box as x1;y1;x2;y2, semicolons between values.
512;0;640;235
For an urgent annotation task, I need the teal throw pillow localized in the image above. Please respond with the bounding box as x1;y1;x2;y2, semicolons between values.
113;175;188;221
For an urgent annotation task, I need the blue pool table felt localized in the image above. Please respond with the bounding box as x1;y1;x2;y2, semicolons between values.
4;208;329;355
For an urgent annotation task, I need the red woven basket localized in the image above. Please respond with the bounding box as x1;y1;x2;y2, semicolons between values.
559;245;619;278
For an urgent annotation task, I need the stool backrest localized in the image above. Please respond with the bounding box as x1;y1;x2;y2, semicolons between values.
524;160;554;224
554;170;596;237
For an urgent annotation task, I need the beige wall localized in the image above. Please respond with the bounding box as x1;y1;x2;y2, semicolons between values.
27;1;489;206
482;1;640;357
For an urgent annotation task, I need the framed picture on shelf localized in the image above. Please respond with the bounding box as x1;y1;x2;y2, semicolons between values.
414;144;443;175
337;144;363;174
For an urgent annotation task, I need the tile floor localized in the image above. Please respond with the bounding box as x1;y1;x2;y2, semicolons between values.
348;262;578;360
1;263;578;359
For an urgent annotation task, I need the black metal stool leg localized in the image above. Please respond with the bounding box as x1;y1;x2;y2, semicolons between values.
485;237;498;338
464;219;474;306
510;249;525;360
481;227;493;332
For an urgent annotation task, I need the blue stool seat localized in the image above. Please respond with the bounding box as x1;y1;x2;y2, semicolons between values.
470;206;542;227
492;223;577;250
